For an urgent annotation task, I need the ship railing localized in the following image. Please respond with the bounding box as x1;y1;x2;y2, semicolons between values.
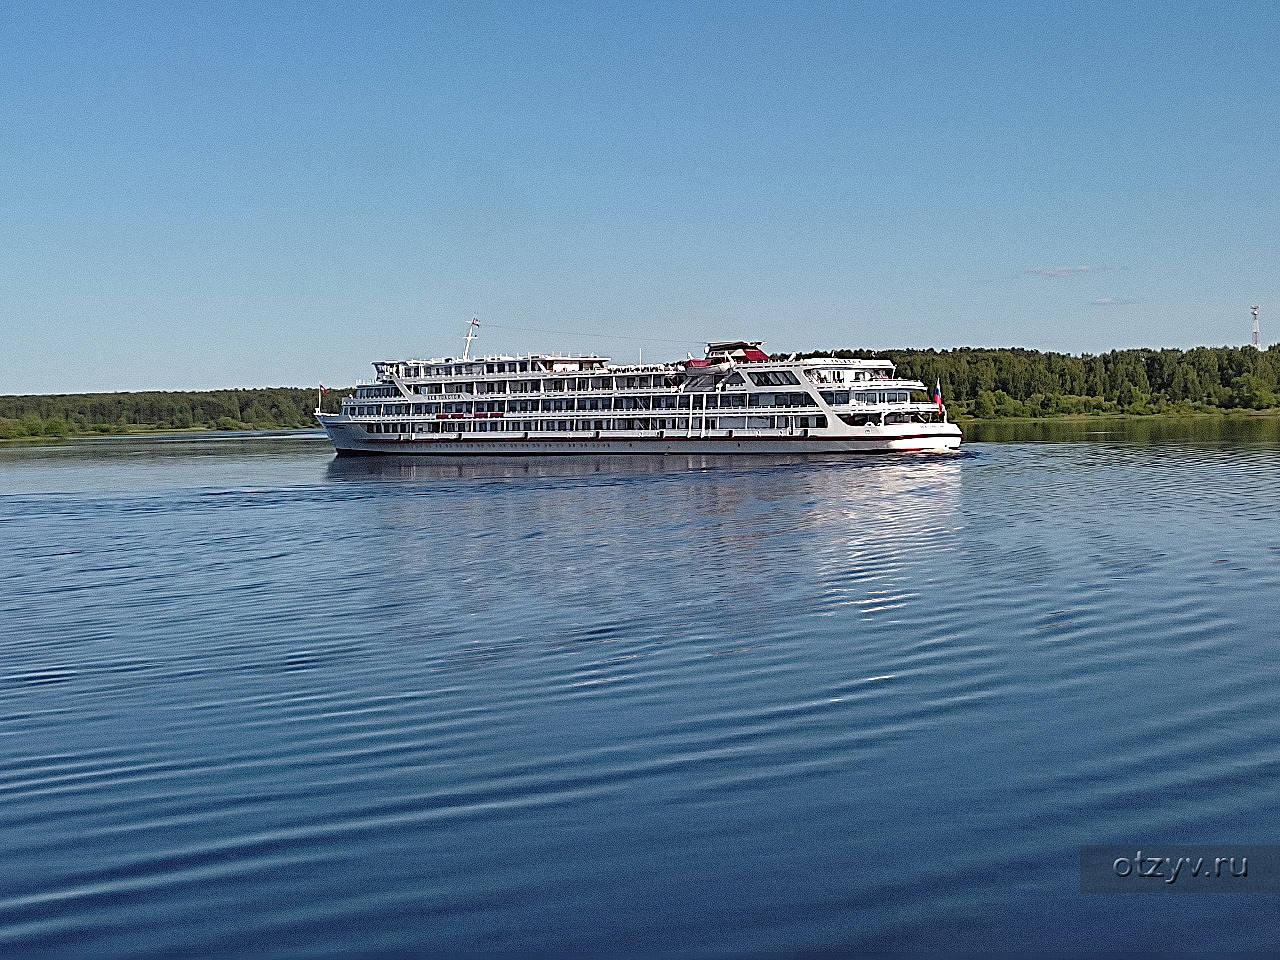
388;428;825;438
473;384;687;395
343;398;934;416
339;407;833;420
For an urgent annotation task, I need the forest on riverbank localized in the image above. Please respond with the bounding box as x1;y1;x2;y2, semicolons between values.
0;388;348;439
802;344;1280;418
2;344;1279;440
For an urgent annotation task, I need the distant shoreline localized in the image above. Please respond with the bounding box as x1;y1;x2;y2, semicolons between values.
3;341;1278;441
959;408;1280;424
3;409;1278;447
0;386;347;443
0;426;325;445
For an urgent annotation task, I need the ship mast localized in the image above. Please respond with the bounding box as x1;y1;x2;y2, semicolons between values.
462;315;479;360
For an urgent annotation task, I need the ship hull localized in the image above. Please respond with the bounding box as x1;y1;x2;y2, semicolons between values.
320;419;961;456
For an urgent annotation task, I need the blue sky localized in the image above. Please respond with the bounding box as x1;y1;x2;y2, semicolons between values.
2;1;1277;392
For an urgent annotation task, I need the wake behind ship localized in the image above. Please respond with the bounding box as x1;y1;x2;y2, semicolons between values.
317;331;961;456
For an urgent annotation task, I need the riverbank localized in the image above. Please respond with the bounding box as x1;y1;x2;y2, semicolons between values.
955;407;1280;426
6;343;1279;442
0;426;325;445
4;408;1278;446
0;386;348;442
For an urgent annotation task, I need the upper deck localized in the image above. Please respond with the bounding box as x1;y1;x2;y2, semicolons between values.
366;343;899;387
371;353;619;383
347;339;918;406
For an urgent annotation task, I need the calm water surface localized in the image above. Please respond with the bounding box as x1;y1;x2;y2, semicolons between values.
2;423;1279;957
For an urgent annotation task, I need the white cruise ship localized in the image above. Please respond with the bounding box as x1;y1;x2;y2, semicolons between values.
317;328;961;456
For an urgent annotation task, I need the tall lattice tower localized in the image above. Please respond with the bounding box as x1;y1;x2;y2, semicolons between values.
1252;305;1260;348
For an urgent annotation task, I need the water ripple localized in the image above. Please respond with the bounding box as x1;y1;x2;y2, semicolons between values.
1;432;1279;956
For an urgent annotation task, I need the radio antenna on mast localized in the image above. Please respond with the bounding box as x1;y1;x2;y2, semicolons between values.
1251;305;1260;348
463;315;480;360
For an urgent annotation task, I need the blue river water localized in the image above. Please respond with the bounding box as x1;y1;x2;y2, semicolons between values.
1;423;1278;957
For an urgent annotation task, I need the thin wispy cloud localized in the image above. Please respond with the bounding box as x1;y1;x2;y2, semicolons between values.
1090;297;1138;306
1024;265;1095;278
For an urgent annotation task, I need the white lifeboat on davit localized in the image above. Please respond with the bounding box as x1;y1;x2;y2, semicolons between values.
681;354;733;375
681;339;770;376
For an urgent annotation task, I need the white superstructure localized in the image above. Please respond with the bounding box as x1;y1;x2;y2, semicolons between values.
317;337;961;456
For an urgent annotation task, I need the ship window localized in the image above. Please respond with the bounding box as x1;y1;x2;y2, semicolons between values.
747;370;800;387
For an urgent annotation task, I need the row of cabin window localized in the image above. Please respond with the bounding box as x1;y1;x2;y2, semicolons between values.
397;362;533;378
365;368;894;394
840;412;932;425
365;415;830;434
407;375;677;394
385;360;610;380
747;371;801;386
743;370;894;388
348;393;823;417
364;378;909;403
804;369;893;384
820;390;913;405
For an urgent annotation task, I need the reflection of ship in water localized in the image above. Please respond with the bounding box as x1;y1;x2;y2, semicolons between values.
326;451;962;636
674;455;963;600
325;452;747;483
324;451;964;492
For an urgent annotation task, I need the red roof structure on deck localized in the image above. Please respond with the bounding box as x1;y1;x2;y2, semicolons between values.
702;340;770;363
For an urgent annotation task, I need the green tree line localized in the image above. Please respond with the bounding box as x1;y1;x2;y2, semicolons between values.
803;345;1280;418
4;344;1280;440
0;388;349;440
